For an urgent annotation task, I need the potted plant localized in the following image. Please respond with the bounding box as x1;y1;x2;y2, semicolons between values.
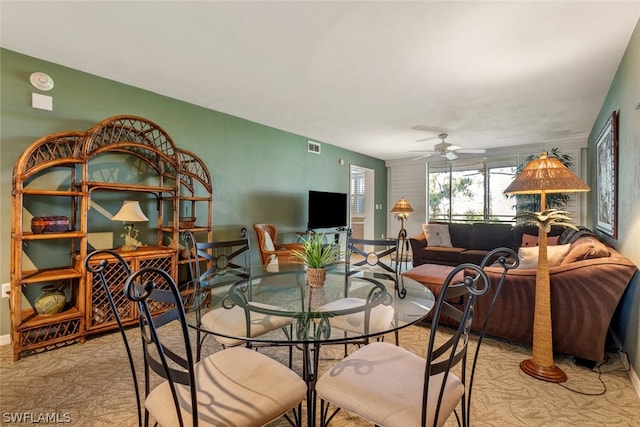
292;233;339;287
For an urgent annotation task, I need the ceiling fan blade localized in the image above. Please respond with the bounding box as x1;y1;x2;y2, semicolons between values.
447;144;462;151
416;136;438;143
457;149;487;154
412;153;434;161
445;152;458;161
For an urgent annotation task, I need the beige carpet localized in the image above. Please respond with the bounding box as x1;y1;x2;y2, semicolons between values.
1;322;638;426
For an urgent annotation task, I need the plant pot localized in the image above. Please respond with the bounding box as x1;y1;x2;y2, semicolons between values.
307;267;326;288
34;283;66;316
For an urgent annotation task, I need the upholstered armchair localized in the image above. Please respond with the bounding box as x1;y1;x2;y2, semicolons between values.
253;224;304;265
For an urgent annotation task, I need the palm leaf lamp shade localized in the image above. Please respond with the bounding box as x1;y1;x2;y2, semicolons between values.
505;151;589;383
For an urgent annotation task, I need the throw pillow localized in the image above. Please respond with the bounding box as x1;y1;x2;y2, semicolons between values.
517;244;571;269
561;237;610;265
422;224;453;247
521;233;560;247
521;233;538;247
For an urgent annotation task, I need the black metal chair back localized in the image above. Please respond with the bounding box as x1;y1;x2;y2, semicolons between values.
316;247;517;427
124;264;201;427
346;229;409;296
182;228;251;286
423;247;517;426
86;250;194;426
182;229;254;359
86;249;305;427
346;233;398;277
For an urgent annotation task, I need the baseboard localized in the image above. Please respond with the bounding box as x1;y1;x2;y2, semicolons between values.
629;363;640;399
0;334;10;346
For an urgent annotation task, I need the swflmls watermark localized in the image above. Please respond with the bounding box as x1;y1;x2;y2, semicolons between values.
2;412;71;424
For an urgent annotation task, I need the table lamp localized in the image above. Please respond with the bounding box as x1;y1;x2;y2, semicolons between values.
505;151;589;382
391;197;414;239
112;200;149;251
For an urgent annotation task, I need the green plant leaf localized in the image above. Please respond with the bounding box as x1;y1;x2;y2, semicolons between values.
292;233;338;268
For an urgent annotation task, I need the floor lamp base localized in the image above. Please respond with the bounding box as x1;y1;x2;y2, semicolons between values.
520;359;567;383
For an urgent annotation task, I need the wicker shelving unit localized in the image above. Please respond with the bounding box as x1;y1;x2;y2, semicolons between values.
10;116;212;360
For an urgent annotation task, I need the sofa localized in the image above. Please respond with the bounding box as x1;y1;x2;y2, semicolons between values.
409;222;571;267
404;222;638;362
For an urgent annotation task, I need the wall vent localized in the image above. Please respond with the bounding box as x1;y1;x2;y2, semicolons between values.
308;140;321;154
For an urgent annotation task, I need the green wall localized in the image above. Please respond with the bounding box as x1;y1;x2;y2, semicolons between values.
0;48;387;336
587;20;640;381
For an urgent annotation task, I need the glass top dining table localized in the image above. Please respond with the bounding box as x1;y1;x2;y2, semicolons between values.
186;263;435;426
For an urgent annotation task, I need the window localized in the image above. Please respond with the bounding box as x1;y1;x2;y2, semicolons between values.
350;170;365;215
428;156;517;223
488;164;517;222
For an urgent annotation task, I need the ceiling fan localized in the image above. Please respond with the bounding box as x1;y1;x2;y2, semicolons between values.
411;133;486;161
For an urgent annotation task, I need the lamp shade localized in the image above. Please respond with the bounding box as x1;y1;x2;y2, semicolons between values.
112;201;149;222
391;197;415;217
504;151;590;195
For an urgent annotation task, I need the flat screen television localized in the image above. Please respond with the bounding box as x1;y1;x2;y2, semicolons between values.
307;190;348;230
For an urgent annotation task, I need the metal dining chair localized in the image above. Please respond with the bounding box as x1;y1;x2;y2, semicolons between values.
85;249;306;427
316;248;518;427
182;230;294;363
320;231;400;352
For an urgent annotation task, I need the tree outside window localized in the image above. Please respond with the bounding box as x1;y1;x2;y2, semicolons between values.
428;156;517;223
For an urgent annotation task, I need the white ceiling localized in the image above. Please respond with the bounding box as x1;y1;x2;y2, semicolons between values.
1;1;638;160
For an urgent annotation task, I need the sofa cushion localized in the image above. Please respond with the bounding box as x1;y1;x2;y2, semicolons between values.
448;223;473;248
460;249;491;265
423;247;465;264
423;223;452;247
517;244;571;269
469;223;513;251
561;237;610;265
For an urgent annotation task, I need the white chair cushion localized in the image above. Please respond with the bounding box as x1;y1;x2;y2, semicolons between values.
317;297;395;335
262;230;279;265
267;255;279;268
316;341;464;427
200;303;292;347
146;346;307;426
263;230;276;251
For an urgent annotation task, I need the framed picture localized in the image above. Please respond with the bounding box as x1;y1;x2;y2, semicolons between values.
595;111;618;238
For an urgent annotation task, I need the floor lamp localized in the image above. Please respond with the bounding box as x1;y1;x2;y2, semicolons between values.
391;197;414;240
391;197;414;296
505;151;589;383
